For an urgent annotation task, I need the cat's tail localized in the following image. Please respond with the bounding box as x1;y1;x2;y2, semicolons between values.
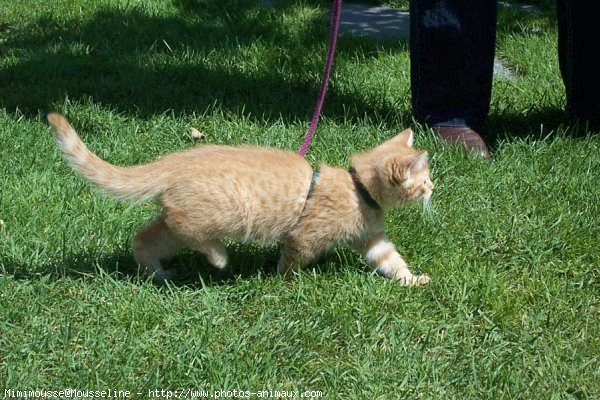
47;112;166;202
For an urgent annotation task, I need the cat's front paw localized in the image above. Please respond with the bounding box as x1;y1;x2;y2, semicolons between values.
396;274;430;286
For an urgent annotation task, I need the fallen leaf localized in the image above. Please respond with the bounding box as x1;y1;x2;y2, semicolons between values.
191;127;205;140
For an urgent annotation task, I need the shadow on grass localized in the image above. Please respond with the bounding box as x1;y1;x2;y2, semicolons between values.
1;242;358;288
1;246;276;287
486;108;566;144
484;107;600;152
2;0;573;139
1;0;407;125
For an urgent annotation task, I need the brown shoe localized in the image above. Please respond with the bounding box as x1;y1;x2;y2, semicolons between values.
434;126;490;159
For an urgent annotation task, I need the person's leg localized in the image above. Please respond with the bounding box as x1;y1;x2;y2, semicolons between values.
556;0;600;128
410;0;497;157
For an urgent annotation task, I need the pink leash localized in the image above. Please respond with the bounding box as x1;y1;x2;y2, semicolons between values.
298;0;343;157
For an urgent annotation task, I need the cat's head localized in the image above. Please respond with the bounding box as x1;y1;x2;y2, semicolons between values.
350;129;434;210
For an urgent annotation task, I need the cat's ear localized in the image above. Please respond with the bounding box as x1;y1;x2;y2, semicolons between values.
381;128;413;150
398;128;414;147
408;151;428;174
388;150;428;184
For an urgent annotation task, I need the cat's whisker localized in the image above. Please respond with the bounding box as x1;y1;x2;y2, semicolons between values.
422;195;435;219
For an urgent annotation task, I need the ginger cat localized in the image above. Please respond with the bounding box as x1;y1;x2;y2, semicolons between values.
47;113;433;285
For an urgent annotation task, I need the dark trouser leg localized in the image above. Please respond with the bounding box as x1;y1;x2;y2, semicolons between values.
410;0;497;130
556;0;600;127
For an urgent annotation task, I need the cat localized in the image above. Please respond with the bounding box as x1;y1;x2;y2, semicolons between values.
47;113;433;285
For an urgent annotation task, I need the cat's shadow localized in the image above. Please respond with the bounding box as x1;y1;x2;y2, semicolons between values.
2;244;357;288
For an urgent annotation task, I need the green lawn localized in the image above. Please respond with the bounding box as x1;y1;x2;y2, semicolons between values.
1;0;598;398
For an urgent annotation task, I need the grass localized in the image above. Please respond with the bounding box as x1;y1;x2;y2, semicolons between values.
1;0;598;398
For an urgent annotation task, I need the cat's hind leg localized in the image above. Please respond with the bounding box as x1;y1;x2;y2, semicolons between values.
133;215;182;282
162;209;229;271
186;239;229;270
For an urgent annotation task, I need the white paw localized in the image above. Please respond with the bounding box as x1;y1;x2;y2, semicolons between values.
396;274;430;286
208;254;228;270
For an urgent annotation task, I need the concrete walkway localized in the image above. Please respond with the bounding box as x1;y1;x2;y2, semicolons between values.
339;3;409;40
